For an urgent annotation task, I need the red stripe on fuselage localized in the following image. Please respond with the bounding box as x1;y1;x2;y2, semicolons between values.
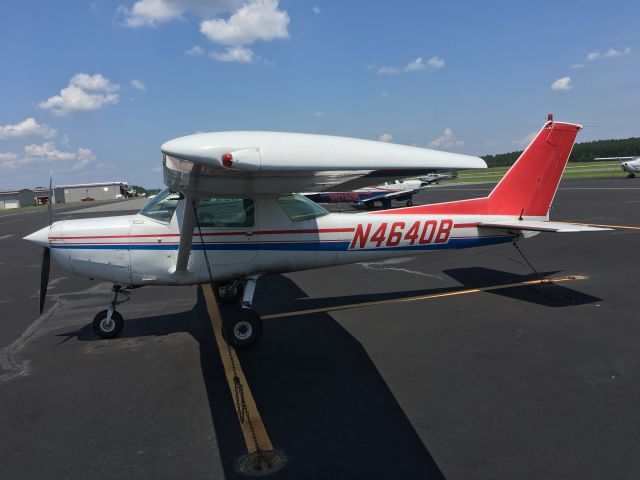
48;227;355;240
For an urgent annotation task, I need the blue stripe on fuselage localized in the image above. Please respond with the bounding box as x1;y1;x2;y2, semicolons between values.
50;236;512;252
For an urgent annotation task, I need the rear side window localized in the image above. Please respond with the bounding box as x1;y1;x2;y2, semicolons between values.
197;198;254;228
278;194;329;221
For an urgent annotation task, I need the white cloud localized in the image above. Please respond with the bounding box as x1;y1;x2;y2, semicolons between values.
185;45;204;56
426;56;445;69
131;78;147;90
200;0;289;46
512;131;537;146
39;73;120;116
378;133;392;143
587;51;600;61
119;0;242;28
210;46;255;63
428;128;465;149
119;0;182;27
377;66;401;75
0;118;57;140
0;142;95;171
551;76;573;91
314;111;325;118
586;47;631;62
377;56;445;75
405;57;427;72
0;152;18;161
604;46;631;58
380;91;389;98
312;5;320;14
570;63;584;70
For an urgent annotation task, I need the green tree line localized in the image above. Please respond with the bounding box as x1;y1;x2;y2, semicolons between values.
482;137;640;168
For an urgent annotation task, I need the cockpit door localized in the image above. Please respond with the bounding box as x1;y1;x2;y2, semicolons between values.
193;197;258;266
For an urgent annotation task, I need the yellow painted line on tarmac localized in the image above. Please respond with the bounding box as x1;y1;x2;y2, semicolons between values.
203;284;274;454
262;275;587;320
572;222;640;231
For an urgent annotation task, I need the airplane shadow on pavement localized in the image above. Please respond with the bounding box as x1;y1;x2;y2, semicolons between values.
262;268;601;315
63;275;447;480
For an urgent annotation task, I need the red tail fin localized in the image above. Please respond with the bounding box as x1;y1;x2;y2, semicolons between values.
487;120;581;217
376;119;581;217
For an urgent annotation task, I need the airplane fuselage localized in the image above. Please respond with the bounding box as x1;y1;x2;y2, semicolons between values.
42;195;521;287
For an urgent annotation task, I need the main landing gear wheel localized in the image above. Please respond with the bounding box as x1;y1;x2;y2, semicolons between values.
92;310;124;339
222;309;263;349
628;173;635;178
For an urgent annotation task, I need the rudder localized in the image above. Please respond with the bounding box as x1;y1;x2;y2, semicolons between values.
487;119;581;218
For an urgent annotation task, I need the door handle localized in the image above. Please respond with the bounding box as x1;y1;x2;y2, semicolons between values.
245;231;254;237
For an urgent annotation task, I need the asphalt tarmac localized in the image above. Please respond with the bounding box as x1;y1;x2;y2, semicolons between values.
1;178;639;479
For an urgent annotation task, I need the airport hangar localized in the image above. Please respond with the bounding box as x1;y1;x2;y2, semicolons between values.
0;181;129;209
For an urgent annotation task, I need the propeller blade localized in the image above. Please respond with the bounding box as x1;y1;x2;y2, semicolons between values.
40;247;51;314
47;173;53;226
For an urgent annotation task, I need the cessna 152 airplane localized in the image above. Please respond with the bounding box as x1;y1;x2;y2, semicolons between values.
594;156;640;178
24;116;607;348
302;178;427;209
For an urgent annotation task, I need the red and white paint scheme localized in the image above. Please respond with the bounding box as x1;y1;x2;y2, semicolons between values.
24;118;608;346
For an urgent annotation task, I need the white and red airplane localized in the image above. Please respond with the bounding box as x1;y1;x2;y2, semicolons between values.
302;178;428;209
25;117;607;347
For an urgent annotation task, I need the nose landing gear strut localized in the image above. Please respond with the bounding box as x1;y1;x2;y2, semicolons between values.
92;284;130;339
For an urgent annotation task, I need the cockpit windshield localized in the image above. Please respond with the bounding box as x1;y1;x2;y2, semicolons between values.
139;188;180;223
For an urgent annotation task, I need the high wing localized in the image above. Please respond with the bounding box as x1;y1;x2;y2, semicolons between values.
161;131;486;276
477;220;611;233
161;131;486;195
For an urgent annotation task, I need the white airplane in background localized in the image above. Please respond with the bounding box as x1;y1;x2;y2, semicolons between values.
25;117;608;348
595;156;640;178
302;178;427;209
419;170;458;184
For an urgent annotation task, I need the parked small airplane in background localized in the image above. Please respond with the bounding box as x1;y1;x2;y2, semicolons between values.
25;116;608;348
303;178;427;209
419;170;458;184
595;156;640;178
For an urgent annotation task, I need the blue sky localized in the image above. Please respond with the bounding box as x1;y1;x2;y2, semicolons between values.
1;0;638;189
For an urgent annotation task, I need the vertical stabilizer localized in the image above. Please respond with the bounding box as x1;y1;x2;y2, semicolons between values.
487;120;581;217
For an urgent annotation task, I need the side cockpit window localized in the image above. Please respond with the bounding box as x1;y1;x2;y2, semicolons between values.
139;188;180;223
277;194;329;221
197;198;254;228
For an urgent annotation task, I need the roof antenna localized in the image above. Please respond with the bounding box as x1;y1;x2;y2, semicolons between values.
547;113;554;122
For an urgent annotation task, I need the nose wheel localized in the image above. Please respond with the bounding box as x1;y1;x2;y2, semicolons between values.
92;285;129;339
92;310;124;339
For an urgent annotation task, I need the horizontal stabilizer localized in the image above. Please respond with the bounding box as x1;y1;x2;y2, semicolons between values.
477;220;612;233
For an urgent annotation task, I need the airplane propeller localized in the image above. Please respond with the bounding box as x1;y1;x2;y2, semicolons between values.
39;175;53;314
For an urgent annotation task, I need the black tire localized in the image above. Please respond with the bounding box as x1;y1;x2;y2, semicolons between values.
92;310;124;339
222;309;263;348
406;199;413;206
215;282;244;304
628;173;635;178
364;201;374;210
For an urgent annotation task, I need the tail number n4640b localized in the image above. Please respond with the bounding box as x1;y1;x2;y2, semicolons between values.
348;220;453;249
